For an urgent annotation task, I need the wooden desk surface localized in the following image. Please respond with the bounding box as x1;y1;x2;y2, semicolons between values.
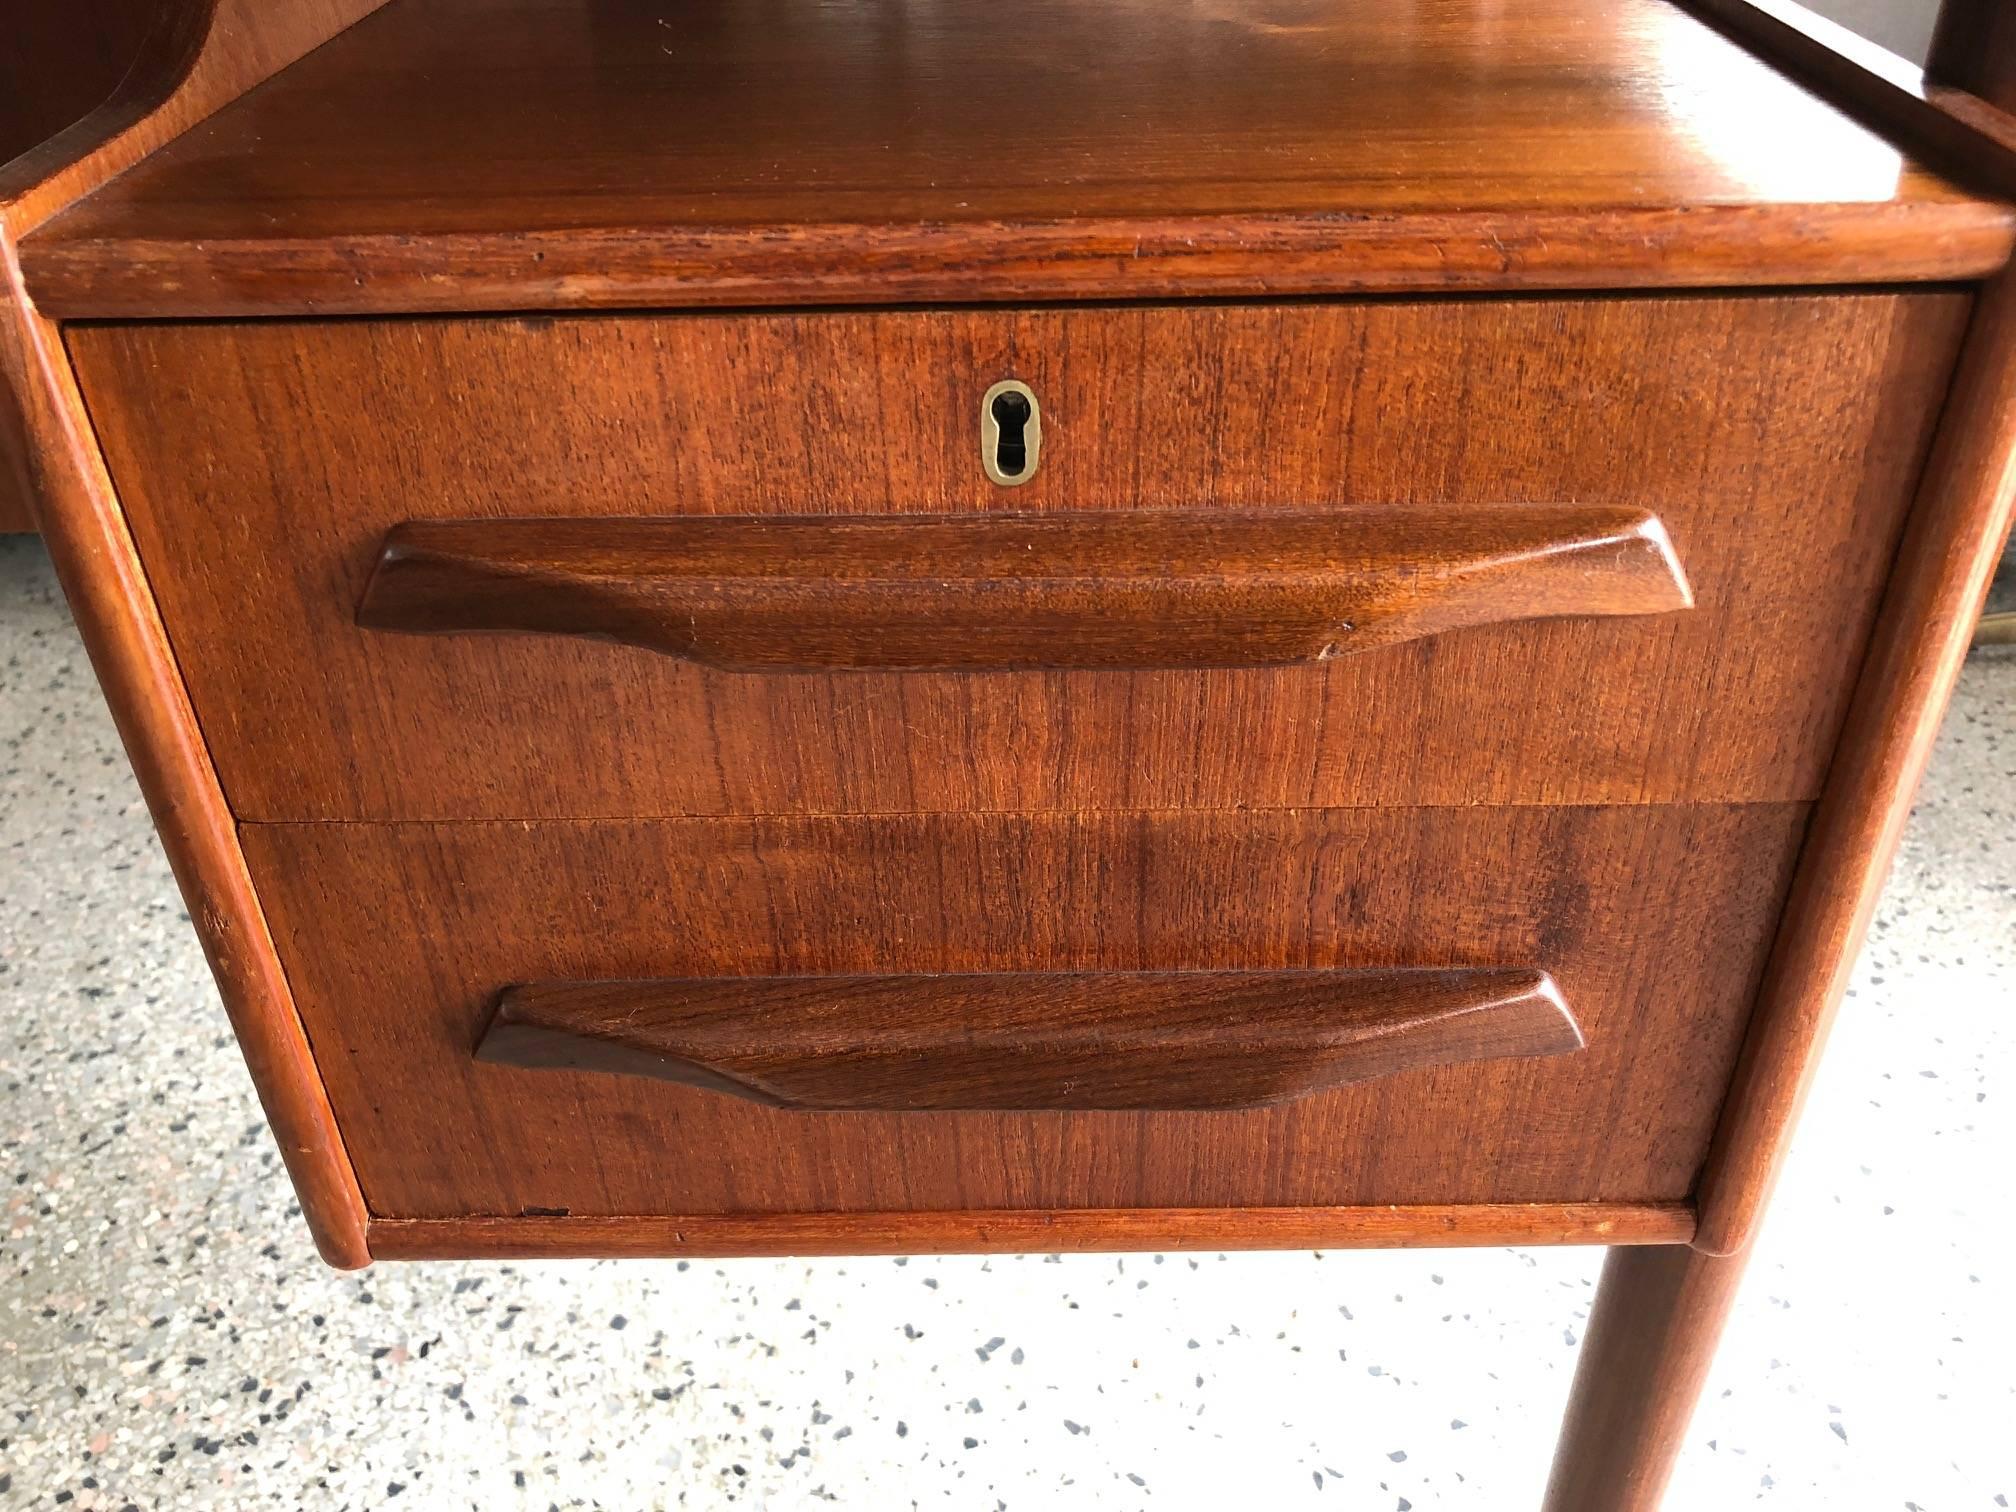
21;0;2015;316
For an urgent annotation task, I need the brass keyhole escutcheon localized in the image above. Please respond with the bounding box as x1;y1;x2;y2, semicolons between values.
981;379;1041;487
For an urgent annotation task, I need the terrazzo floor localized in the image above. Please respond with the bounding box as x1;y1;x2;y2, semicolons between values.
1;531;2010;1510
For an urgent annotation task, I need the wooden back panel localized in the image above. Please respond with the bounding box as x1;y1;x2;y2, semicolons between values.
0;1;158;531
1930;0;2016;111
0;3;158;166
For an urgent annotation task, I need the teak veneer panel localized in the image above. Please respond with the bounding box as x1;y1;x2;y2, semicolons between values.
241;803;1807;1221
20;0;2014;315
478;969;1585;1111
70;293;1963;823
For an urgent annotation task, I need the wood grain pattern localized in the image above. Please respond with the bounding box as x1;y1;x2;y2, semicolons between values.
241;803;1807;1221
478;969;1584;1112
70;294;1965;822
0;0;388;237
20;0;2013;318
0;399;32;533
368;1203;1698;1262
0;0;388;1267
358;508;1692;672
1542;1243;1753;1510
1693;267;2016;1257
29;205;2012;321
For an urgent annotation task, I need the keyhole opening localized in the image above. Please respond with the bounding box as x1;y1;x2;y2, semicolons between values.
981;381;1041;487
991;391;1031;478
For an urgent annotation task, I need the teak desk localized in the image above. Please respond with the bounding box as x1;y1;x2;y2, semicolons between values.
4;1;2013;1505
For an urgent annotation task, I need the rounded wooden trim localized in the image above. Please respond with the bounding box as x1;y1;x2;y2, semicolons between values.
22;205;2016;321
1692;269;2016;1255
367;1203;1697;1262
0;0;391;1269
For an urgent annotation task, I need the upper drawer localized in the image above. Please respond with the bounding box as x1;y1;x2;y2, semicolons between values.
71;293;1964;823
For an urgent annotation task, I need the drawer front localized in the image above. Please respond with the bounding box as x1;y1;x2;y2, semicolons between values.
242;804;1808;1221
76;293;1963;822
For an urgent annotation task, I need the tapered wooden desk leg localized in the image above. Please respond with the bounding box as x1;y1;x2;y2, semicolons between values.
1541;1242;1752;1512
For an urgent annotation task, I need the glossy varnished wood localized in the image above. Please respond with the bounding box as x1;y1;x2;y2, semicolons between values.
478;969;1583;1112
0;0;390;1268
359;508;1691;672
21;0;2013;317
0;0;389;236
368;1202;1698;1263
0;413;29;532
70;294;1965;822
1542;1244;1754;1510
240;803;1806;1221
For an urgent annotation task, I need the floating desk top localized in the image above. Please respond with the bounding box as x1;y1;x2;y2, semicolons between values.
21;0;2015;315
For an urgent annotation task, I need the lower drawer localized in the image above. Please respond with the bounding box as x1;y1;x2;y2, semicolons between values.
243;805;1807;1221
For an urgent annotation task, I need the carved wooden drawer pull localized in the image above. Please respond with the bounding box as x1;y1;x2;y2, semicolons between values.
357;507;1691;672
473;968;1584;1112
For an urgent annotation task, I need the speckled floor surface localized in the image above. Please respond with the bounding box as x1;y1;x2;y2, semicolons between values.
1;532;2010;1510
